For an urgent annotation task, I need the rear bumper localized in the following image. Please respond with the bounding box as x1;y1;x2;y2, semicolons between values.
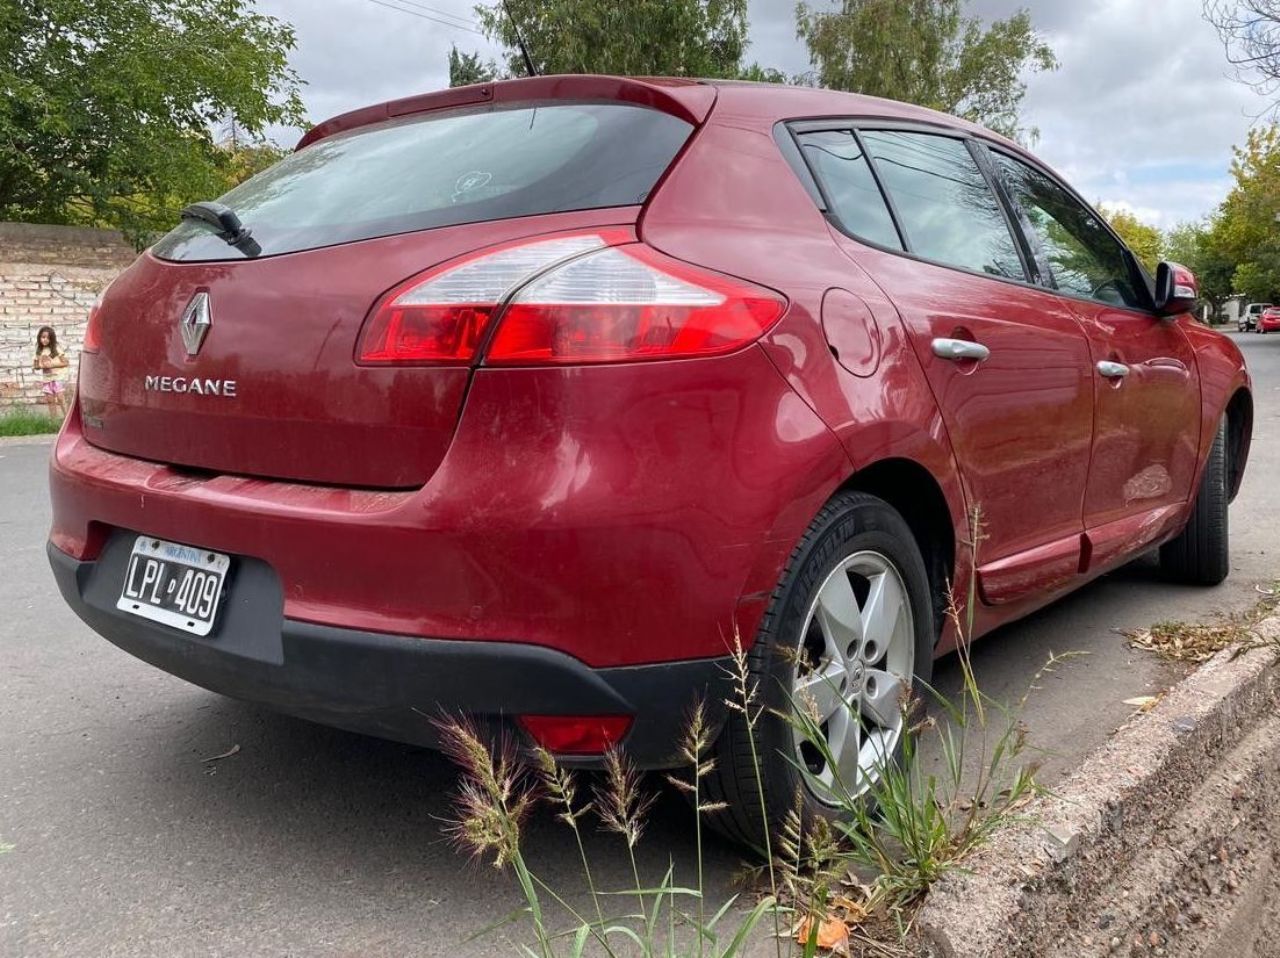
48;347;848;668
48;538;732;769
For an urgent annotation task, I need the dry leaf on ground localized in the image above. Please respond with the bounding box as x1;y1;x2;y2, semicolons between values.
201;744;241;762
796;914;851;953
1121;695;1160;712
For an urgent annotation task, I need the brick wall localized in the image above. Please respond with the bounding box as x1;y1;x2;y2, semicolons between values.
0;223;137;407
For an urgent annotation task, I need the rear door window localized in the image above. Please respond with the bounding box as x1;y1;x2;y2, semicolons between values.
153;102;693;261
796;130;902;250
992;153;1147;309
860;130;1026;281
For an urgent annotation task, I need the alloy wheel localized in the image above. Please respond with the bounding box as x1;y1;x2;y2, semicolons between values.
791;550;915;804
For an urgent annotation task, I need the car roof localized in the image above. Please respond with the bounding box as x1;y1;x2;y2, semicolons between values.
700;78;1020;145
299;74;1022;155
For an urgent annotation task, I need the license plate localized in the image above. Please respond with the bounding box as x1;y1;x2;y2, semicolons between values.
116;536;230;636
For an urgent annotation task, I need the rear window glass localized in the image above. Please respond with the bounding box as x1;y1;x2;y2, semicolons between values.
796;130;902;250
153;102;693;261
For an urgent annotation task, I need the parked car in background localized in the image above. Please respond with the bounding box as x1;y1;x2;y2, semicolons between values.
1240;302;1272;331
1257;306;1280;334
48;76;1253;844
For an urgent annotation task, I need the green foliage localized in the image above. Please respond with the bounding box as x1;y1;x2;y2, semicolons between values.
0;0;305;243
474;0;751;78
737;63;793;84
1102;207;1164;273
794;0;1056;139
1215;125;1280;301
0;408;63;436
448;43;502;87
437;712;776;958
1164;219;1238;318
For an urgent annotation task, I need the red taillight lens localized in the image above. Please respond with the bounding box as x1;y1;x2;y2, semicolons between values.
518;714;633;755
82;294;104;353
356;233;615;365
357;303;495;364
487;245;786;365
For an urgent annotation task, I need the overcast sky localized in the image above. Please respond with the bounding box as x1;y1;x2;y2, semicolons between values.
256;0;1268;227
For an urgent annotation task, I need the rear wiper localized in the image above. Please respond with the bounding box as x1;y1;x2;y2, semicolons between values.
180;201;261;257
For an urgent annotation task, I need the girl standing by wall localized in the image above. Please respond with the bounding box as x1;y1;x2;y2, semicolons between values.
32;326;70;419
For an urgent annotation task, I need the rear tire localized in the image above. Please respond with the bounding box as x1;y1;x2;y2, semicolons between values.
702;491;934;849
1160;419;1230;586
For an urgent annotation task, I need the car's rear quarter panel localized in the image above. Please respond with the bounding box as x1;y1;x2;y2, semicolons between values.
640;92;974;644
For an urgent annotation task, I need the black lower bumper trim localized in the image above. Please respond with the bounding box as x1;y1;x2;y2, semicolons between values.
48;538;732;769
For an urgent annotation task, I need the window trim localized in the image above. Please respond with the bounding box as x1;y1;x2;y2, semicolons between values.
857;127;1031;282
974;143;1160;315
781;124;908;251
780;116;1163;318
850;128;911;252
965;138;1041;285
772;121;828;211
785;118;1033;285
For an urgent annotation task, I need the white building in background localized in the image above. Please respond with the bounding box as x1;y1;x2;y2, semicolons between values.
1220;295;1245;326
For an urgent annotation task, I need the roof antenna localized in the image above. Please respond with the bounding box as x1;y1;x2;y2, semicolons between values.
502;0;539;77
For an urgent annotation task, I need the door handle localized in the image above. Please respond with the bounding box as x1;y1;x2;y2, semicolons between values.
1097;360;1130;379
932;338;990;362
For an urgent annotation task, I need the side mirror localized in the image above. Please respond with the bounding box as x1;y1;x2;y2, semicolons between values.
1154;261;1198;317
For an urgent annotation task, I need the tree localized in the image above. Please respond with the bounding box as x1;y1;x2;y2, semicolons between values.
1205;1;1280;113
0;0;305;243
448;44;501;87
794;0;1057;139
219;142;290;191
738;63;794;84
1102;207;1164;273
474;0;751;78
1215;124;1280;301
1164;219;1237;320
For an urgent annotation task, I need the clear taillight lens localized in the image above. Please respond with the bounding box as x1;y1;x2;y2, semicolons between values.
356;233;611;364
486;244;786;365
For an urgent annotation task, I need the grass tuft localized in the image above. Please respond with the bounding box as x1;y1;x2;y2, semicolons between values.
0;408;63;437
437;505;1067;954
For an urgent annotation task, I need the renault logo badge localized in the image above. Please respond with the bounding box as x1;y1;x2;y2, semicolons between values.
179;292;211;357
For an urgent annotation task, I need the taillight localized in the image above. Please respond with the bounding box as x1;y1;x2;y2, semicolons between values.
356;233;613;365
487;244;786;365
357;232;786;367
83;292;104;353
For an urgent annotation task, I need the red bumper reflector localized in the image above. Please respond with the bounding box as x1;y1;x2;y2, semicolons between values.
518;714;633;755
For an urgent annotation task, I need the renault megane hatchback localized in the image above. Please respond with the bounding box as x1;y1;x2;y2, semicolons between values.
48;75;1252;843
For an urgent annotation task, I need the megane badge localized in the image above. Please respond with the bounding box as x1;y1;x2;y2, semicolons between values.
180;292;212;357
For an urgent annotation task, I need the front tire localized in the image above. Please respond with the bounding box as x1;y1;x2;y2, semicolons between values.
1160;419;1230;585
703;492;935;848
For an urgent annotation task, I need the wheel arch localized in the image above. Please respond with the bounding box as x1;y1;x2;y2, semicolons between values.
1226;387;1252;502
836;456;958;642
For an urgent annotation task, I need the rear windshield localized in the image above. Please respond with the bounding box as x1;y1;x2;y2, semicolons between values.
153;102;693;261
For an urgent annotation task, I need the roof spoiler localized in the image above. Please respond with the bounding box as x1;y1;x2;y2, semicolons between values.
296;75;717;151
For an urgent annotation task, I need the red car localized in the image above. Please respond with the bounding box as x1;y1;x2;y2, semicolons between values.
1257;307;1280;333
48;76;1252;841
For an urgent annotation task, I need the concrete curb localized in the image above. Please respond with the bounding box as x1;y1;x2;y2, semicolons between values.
915;615;1280;957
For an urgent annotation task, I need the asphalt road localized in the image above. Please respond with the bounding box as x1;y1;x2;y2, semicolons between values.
2;331;1277;957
